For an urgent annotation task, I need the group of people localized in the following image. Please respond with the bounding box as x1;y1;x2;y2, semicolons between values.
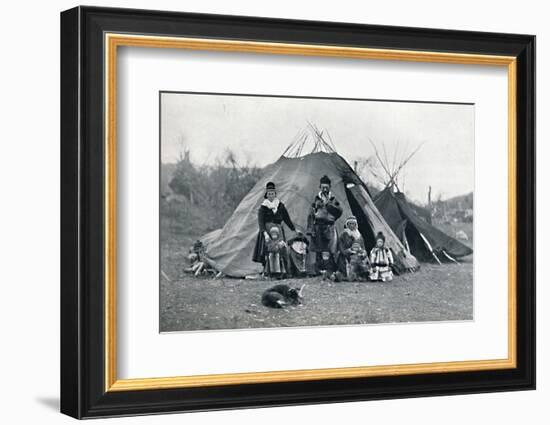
251;176;394;282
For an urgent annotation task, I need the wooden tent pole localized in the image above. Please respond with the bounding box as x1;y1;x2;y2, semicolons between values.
419;232;442;265
402;226;411;253
442;250;459;264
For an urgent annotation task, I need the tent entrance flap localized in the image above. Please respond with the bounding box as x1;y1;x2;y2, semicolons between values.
402;222;433;262
345;185;376;250
346;184;419;274
374;187;473;262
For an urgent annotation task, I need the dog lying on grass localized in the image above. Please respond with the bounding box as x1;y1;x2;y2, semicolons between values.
261;284;305;309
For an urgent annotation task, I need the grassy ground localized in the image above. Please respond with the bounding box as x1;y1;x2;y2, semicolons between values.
160;255;473;332
160;207;473;332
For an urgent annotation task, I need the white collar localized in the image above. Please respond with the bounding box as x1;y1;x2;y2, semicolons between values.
261;198;280;213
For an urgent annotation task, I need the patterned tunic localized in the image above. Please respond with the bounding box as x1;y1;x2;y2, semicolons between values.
369;247;394;282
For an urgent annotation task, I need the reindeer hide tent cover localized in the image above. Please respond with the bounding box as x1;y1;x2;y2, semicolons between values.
374;187;473;261
200;132;419;277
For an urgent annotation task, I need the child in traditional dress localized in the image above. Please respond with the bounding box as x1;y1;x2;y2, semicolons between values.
369;232;394;282
184;240;209;276
287;233;309;277
265;226;290;277
348;241;369;281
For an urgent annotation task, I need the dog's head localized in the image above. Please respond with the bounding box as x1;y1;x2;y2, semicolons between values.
287;284;306;305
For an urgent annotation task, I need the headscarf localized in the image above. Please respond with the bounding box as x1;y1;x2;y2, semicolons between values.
344;216;361;240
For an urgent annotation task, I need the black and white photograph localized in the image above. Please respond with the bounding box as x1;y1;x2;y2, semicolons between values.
160;92;474;332
51;2;542;420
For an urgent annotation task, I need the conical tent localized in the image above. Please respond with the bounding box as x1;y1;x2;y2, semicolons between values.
201;142;419;277
375;187;473;262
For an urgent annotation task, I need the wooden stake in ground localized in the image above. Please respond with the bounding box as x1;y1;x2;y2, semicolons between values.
442;250;459;264
161;270;171;282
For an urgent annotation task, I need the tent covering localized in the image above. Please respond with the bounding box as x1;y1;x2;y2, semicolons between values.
374;188;473;262
201;151;419;277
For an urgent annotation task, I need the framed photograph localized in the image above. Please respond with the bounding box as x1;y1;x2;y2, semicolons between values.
60;6;535;419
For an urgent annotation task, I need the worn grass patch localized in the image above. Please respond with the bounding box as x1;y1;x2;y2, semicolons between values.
160;259;473;332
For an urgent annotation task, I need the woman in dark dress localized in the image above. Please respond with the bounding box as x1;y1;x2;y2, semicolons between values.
252;181;297;268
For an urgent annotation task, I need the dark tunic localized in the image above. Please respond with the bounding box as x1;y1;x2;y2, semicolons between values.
338;231;366;257
252;201;296;265
307;193;343;253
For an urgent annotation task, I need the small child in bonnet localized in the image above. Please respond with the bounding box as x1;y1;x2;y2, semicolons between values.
266;226;285;251
265;226;289;277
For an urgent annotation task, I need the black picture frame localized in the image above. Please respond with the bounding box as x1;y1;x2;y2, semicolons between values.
61;5;535;419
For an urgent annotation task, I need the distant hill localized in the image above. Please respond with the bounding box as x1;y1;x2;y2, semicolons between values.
432;191;473;223
442;192;473;210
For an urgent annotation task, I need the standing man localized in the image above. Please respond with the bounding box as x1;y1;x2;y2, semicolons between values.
306;175;343;276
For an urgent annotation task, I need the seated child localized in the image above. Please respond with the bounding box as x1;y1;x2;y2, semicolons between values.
347;241;369;281
369;232;394;282
185;240;207;276
319;251;334;275
287;233;309;277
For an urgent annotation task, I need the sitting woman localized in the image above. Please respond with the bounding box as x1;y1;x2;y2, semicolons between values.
369;232;394;282
337;216;369;281
252;181;298;276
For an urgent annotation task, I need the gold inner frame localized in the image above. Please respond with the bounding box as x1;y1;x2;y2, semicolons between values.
104;33;517;392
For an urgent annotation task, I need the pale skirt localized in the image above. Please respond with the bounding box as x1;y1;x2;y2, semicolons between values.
369;265;393;282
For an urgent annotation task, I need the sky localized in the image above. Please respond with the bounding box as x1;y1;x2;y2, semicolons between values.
160;92;474;204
